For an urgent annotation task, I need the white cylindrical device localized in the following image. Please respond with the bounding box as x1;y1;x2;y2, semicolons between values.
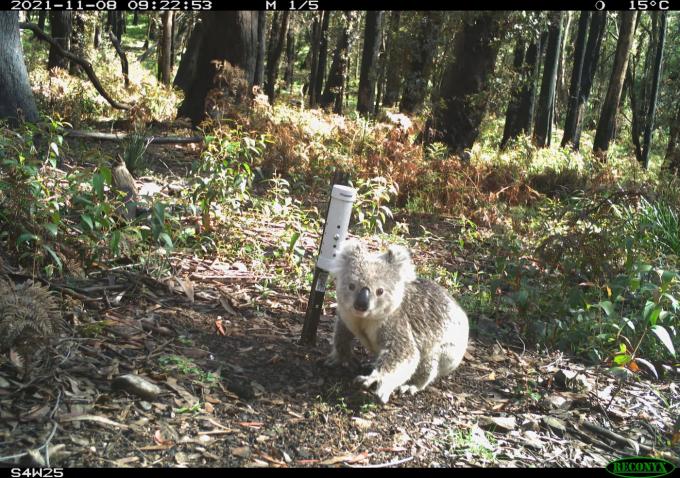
316;184;356;272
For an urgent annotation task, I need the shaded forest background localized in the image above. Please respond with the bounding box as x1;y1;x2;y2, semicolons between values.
1;9;679;398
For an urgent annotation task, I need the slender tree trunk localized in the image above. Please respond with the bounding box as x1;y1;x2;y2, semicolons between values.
312;11;330;106
561;12;591;148
133;11;139;26
382;11;402;108
426;12;503;155
307;13;321;101
159;11;173;85
665;101;680;174
357;11;384;117
170;11;176;69
534;12;564;148
265;10;290;103
0;12;39;124
573;11;607;150
284;22;296;91
320;12;356;114
47;11;71;70
37;10;46;30
68;11;87;76
500;40;527;149
593;12;638;158
253;11;267;87
641;11;666;169
556;11;573;121
399;12;442;114
177;11;259;124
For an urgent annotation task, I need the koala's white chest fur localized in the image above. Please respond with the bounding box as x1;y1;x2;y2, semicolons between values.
337;305;382;355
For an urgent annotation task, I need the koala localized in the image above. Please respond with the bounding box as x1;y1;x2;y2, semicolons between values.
325;239;469;404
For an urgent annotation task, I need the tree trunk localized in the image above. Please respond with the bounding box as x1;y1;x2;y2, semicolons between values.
284;22;296;91
560;12;591;148
426;13;503;155
320;12;356;114
664;102;680;174
500;40;527;149
177;11;259;124
573;11;607;150
68;11;87;76
253;11;267;87
37;10;46;30
264;10;290;103
382;11;402;108
534;12;564;148
357;11;384;117
47;11;71;70
641;11;666;169
159;11;173;85
307;13;321;101
311;11;331;106
133;11;139;26
556;11;573;122
593;12;638;158
399;12;442;114
174;19;203;91
0;12;39;124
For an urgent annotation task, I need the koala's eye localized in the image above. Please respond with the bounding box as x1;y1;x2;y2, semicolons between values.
376;288;384;296
348;283;356;291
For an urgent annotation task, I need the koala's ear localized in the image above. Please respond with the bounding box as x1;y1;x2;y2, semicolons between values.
384;245;416;282
328;238;365;274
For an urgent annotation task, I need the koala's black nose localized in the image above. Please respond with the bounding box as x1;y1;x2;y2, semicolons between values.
354;287;370;312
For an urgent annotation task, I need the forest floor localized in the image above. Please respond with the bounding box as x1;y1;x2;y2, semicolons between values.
1;130;679;469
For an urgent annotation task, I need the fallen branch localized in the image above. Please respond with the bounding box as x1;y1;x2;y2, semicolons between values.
19;22;132;110
63;129;203;144
348;456;414;468
581;421;680;464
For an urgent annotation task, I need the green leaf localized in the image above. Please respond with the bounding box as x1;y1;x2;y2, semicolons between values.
158;232;173;249
42;245;63;271
81;214;94;230
99;166;113;185
598;300;615;317
16;232;39;245
110;230;121;256
650;325;676;357
92;173;104;200
44;223;58;237
613;353;632;366
288;231;301;253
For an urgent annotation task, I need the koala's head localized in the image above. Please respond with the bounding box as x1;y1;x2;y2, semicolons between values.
330;239;417;320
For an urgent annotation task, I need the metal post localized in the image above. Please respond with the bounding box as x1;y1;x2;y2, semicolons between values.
300;172;354;345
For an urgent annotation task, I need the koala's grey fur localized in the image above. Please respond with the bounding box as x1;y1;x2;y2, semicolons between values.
325;239;469;404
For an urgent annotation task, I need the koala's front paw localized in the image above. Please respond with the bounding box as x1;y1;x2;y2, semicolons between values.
354;372;379;390
397;384;420;395
324;351;356;368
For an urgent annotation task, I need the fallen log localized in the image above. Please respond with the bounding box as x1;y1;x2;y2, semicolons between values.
63;129;203;144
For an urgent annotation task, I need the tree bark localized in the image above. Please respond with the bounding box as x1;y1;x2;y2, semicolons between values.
573;11;607;150
284;21;296;91
311;11;331;106
253;11;267;87
382;11;402;108
664;102;680;174
641;11;666;169
0;12;39;124
264;10;290;103
47;11;71;70
426;12;504;155
320;12;356;114
68;11;87;76
357;11;384;117
159;11;173;85
534;12;564;148
500;40;527;149
177;11;259;124
593;12;638;158
173;18;203;91
560;12;591;148
399;12;442;114
108;29;129;87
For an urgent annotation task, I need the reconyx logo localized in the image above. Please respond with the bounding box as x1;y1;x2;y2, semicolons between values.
606;457;676;478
